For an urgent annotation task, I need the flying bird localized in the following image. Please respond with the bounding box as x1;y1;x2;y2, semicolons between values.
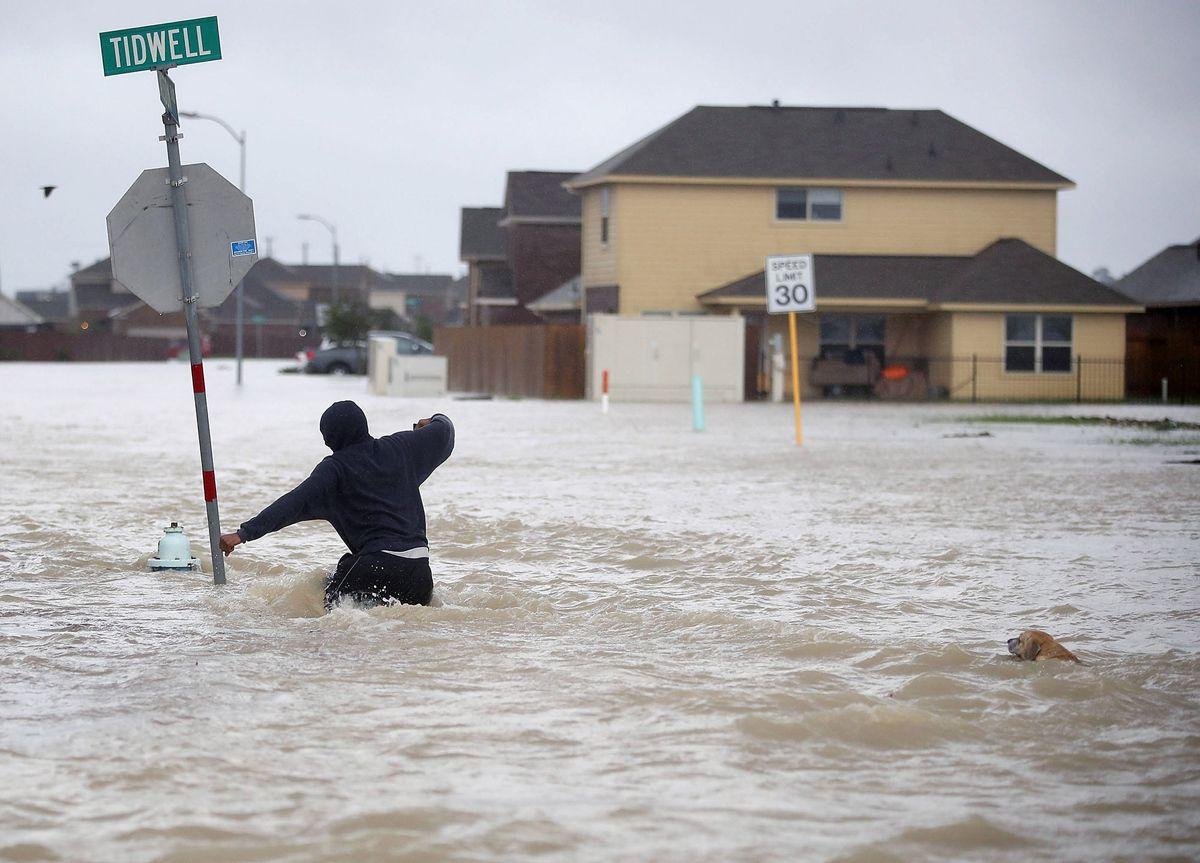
41;186;56;198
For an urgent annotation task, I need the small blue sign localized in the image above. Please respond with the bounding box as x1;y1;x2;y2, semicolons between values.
230;239;257;257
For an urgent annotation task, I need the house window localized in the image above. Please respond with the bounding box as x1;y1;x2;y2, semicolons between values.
1004;314;1073;373
600;188;610;245
776;187;842;221
819;314;885;364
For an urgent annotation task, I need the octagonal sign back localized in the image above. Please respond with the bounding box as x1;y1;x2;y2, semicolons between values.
107;163;258;314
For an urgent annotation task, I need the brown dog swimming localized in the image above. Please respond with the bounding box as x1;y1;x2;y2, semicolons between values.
1007;630;1081;663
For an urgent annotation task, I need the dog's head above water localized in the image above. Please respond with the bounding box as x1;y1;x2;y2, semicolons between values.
1007;629;1081;663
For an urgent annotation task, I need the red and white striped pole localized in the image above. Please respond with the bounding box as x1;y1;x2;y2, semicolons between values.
162;72;225;585
188;356;224;584
601;369;610;414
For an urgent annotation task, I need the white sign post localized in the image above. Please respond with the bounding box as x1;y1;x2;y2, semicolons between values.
765;254;817;445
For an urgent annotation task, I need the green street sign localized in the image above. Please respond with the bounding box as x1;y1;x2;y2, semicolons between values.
100;17;221;77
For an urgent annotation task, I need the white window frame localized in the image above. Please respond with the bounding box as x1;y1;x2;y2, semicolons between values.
1003;314;1073;374
775;187;843;222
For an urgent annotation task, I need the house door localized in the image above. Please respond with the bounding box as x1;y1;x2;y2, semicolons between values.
743;312;767;400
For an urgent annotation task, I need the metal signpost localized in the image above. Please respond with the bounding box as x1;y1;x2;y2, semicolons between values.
101;16;256;585
765;254;816;445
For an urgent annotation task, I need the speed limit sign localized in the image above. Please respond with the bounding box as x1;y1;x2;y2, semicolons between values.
765;254;816;314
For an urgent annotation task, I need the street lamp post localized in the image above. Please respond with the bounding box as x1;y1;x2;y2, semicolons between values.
180;110;247;386
297;214;339;305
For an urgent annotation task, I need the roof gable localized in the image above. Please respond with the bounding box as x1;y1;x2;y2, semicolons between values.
700;240;1132;308
502;171;582;220
1113;241;1200;306
572;105;1072;187
0;294;43;327
71;257;113;284
937;239;1133;305
460;207;506;260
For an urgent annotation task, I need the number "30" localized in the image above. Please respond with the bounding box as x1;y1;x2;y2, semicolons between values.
775;283;809;306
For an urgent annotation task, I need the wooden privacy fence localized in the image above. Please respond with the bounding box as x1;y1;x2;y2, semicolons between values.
0;331;172;362
434;325;585;399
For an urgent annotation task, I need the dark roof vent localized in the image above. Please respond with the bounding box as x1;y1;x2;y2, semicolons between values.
928;142;938;157
834;109;846;123
771;99;780;109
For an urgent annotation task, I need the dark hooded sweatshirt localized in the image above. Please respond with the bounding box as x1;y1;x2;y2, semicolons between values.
236;401;454;555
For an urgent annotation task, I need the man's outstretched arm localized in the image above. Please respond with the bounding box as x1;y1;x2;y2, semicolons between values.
219;462;336;556
409;414;454;484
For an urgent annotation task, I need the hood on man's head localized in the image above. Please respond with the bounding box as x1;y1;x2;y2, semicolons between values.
320;401;372;451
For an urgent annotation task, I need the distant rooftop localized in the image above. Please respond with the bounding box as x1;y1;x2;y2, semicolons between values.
502;171;582;221
570;105;1072;187
1114;239;1200;307
460;207;506;260
16;289;72;321
0;293;43;328
384;273;456;296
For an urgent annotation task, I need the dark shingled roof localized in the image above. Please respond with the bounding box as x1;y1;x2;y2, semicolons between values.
16;289;72;321
288;264;396;300
460;207;506;260
1113;240;1200;307
207;259;304;323
72;258;113;284
705;254;965;302
939;239;1133;305
385;273;455;296
503;171;582;220
572;105;1072;186
699;240;1133;307
73;282;127;313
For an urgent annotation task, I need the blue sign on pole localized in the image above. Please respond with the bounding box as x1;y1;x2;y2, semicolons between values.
230;239;257;257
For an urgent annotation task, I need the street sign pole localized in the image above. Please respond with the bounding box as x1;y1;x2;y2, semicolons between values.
787;311;802;445
765;253;816;447
158;68;226;585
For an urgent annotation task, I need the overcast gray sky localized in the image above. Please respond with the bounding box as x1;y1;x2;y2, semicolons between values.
1;0;1197;293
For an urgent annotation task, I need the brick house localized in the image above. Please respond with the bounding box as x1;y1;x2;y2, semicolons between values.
1115;237;1200;400
459;171;582;324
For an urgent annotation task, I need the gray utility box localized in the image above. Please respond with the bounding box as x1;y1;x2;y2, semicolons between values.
387;356;448;398
587;313;745;402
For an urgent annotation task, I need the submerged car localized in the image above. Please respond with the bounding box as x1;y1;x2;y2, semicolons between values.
301;333;433;375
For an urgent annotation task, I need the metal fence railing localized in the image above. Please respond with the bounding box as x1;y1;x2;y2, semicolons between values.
804;355;1200;404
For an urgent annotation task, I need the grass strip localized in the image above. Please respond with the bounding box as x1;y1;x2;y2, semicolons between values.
964;415;1200;431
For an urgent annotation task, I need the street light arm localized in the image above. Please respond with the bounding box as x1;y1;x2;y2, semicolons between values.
179;110;244;144
297;213;336;239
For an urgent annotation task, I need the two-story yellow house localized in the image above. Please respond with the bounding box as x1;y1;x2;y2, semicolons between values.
565;104;1139;400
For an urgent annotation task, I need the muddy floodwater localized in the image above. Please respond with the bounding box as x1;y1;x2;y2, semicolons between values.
2;360;1198;862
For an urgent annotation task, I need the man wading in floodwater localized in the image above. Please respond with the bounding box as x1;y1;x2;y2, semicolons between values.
218;401;454;608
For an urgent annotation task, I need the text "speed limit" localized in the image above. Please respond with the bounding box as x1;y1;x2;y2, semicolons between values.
765;254;816;314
